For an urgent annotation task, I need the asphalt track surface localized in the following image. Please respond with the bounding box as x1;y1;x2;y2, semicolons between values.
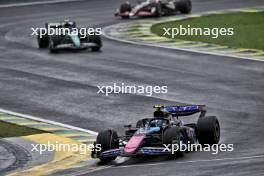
0;0;264;175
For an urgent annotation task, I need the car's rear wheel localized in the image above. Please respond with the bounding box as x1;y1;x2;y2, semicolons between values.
197;116;220;145
96;129;119;162
120;3;132;19
88;35;102;52
176;0;192;14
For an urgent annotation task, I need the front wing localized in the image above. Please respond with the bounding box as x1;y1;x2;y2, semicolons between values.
53;42;99;50
93;147;173;159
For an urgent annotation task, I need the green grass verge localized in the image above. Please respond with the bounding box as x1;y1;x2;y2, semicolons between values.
151;12;264;50
0;121;44;138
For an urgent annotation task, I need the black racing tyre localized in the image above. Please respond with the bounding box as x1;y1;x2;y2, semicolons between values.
136;118;151;128
88;35;102;52
49;35;60;53
96;129;119;162
163;127;186;157
120;3;132;13
197;116;220;146
176;0;192;14
120;3;132;19
155;2;162;17
37;29;49;48
44;22;49;29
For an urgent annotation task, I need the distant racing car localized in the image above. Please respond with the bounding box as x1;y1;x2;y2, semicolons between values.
92;104;220;162
37;20;102;53
115;0;192;19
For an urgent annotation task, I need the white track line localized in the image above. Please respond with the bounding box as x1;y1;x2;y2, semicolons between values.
103;26;264;63
0;108;98;135
0;0;84;8
109;154;264;169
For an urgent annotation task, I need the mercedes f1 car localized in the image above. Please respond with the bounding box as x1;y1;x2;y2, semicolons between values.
92;105;220;162
37;20;102;53
115;0;192;19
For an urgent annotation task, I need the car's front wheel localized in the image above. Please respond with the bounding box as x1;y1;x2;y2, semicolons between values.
37;29;49;48
96;129;119;162
49;35;60;53
88;35;102;52
163;127;186;157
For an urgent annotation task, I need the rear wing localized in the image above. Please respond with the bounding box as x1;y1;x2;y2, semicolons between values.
153;105;206;117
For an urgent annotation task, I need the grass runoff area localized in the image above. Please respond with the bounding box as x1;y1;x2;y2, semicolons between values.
151;12;264;50
0;121;44;138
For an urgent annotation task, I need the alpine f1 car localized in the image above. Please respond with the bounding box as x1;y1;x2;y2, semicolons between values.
115;0;192;19
92;105;220;162
37;20;102;53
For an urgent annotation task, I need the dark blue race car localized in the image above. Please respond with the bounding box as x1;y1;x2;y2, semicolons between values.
92;104;220;162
